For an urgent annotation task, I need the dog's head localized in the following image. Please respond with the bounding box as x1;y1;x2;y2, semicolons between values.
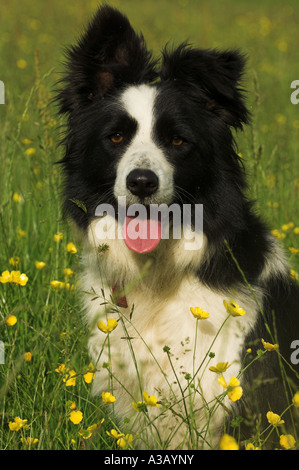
57;5;250;252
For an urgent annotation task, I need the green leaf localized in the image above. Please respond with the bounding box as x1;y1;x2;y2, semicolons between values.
69;198;87;214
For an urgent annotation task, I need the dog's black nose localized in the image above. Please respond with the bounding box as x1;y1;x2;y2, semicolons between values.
126;169;159;198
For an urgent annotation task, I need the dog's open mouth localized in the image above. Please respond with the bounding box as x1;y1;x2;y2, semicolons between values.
122;211;162;254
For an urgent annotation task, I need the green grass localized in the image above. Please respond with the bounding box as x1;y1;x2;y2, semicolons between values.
0;0;299;450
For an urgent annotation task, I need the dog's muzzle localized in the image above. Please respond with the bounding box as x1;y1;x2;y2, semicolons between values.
126;169;159;199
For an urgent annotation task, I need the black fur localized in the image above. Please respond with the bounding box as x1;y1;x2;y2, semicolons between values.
57;5;299;445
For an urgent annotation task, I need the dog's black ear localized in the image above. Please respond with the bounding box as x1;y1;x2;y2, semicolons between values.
161;44;249;129
58;5;158;114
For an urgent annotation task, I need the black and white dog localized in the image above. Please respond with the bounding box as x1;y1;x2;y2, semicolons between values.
57;5;299;449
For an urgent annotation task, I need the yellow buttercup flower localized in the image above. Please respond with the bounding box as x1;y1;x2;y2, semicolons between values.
12;193;22;203
66;242;77;254
21;138;33;145
50;280;75;291
280;434;296;450
106;429;125;439
10;271;21;284
24;147;36;156
53;232;63;243
0;270;28;286
97;318;118;334
0;270;11;283
87;418;104;434
132;401;146;412
17;59;27;69
106;429;133;448
55;363;66;374
6;315;17;326
50;280;64;290
9;417;28;431
17;229;26;238
267;201;279;209
190;306;209;319
9;256;20;267
217;375;228;388
271;229;285;240
83;370;95;384
35;261;46;270
209;362;231;374
281;222;294;232
65;282;75;291
227;377;243;401
261;338;279;351
117;434;133;449
21;437;38;447
15;271;28;286
69;410;83;424
102;392;116;404
63;370;77;387
218;376;243;401
292;391;299;407
275;113;286;125
24;352;32;362
63;268;74;277
245;443;260;450
78;428;92;440
219;433;239;450
83;362;95;384
266;411;285;427
79;421;105;440
223;300;245;317
142;391;161;407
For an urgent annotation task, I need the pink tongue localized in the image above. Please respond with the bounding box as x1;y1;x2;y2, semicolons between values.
123;215;162;254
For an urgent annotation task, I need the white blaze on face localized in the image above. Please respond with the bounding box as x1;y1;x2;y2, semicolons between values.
113;84;174;206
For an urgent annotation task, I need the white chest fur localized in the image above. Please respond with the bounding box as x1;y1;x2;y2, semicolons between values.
78;216;262;449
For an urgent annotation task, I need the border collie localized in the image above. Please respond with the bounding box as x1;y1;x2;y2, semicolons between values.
57;5;299;449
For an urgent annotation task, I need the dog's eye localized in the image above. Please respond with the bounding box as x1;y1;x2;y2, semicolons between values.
110;133;124;144
171;136;184;146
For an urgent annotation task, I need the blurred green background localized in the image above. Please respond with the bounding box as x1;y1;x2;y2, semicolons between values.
1;0;299;221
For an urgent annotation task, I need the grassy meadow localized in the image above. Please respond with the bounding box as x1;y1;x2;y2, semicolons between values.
0;0;299;450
